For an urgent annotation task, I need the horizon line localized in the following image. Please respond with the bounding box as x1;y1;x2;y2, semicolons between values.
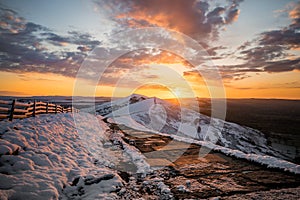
0;95;299;101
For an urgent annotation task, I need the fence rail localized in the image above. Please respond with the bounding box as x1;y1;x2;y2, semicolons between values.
0;99;79;121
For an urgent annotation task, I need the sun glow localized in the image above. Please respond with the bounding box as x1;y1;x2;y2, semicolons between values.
0;71;75;96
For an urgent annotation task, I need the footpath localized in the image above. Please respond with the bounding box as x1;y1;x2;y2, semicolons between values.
116;124;300;199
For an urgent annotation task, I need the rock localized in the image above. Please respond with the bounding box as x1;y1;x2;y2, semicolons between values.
186;180;191;188
176;185;186;192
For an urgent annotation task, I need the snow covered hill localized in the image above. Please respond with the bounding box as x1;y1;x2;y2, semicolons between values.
95;94;148;116
95;94;288;161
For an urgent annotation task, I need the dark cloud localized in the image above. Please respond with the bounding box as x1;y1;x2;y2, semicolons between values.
224;1;300;80
42;30;100;47
0;7;101;78
258;1;300;51
239;45;288;62
229;80;300;90
182;67;253;84
212;56;300;82
237;41;252;51
207;7;226;25
77;46;92;52
264;58;300;72
259;29;300;48
238;68;263;73
207;45;227;56
183;64;264;83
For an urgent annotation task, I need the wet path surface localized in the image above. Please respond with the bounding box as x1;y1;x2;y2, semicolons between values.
117;124;300;199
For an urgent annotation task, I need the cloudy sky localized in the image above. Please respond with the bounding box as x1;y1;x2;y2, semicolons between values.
0;0;299;99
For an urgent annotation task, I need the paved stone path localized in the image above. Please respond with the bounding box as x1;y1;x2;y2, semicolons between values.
117;124;300;199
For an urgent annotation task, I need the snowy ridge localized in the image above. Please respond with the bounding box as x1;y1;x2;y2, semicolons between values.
95;94;148;116
95;94;300;174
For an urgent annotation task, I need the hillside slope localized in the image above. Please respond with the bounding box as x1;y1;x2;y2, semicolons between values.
96;94;290;161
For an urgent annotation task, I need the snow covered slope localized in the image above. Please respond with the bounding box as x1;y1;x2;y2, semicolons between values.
0;113;138;199
96;94;287;161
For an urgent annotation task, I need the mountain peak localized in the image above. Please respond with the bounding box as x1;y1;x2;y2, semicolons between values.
128;94;148;104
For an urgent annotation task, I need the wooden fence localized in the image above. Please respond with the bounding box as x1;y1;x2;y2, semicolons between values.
0;99;79;121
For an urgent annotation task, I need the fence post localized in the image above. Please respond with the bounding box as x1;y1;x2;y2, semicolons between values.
55;105;57;114
46;102;48;114
9;99;16;121
33;100;36;117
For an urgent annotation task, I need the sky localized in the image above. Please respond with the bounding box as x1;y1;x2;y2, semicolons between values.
0;0;299;99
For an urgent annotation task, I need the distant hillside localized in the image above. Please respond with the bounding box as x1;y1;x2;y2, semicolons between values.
176;98;300;137
174;98;300;160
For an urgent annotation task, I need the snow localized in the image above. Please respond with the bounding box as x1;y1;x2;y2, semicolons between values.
93;94;300;174
170;134;300;174
121;139;151;176
95;94;148;116
0;113;124;199
107;116;155;134
105;128;151;177
157;181;171;194
103;95;278;158
1;97;299;199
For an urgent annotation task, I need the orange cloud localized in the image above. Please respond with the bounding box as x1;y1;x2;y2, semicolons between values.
135;84;170;91
183;71;206;84
114;49;192;67
0;21;8;29
133;84;180;99
289;3;300;19
59;41;69;46
107;0;244;39
229;9;240;23
117;8;199;35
